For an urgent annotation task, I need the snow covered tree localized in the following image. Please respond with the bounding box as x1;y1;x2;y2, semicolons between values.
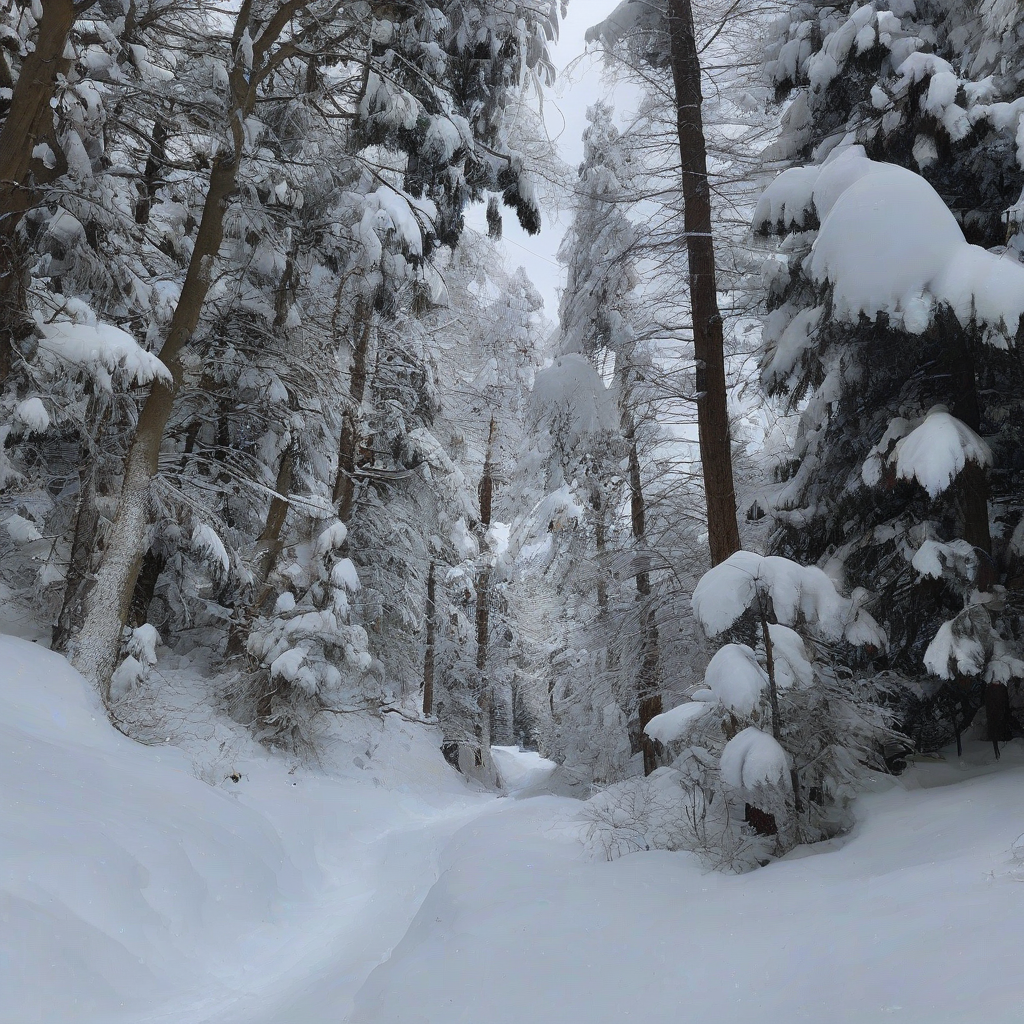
54;1;563;697
587;0;744;566
755;1;1024;750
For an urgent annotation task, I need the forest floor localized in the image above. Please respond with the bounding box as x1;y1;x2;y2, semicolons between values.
4;632;1024;1024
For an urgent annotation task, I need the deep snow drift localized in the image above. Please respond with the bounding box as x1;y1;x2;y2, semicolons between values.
4;634;1024;1024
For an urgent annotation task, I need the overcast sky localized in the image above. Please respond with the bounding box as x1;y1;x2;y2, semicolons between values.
466;0;638;321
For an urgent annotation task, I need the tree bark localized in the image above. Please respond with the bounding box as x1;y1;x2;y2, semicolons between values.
332;302;373;520
0;0;85;384
666;0;740;566
422;559;436;716
472;417;498;780
627;419;663;776
70;150;241;693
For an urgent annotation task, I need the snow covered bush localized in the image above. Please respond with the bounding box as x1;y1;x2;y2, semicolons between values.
586;551;901;867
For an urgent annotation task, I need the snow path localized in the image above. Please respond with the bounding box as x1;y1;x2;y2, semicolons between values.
137;801;490;1024
6;636;1024;1024
353;753;1024;1024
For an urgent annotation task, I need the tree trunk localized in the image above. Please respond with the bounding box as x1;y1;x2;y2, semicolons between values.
332;302;374;520
627;421;663;776
135;113;169;226
0;0;84;384
666;0;740;566
946;325;991;554
70;152;241;694
129;548;167;628
472;417;498;781
52;463;101;653
423;559;436;716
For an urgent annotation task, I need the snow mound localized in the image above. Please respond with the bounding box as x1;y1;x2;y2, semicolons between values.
719;726;791;790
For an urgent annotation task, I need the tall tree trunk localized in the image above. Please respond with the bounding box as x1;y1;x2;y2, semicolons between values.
626;417;663;776
332;302;373;520
422;559;436;716
472;417;498;780
666;0;740;566
945;324;991;555
0;0;85;384
70;152;241;694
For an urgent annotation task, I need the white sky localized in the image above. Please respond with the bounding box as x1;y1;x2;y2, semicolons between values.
466;0;640;322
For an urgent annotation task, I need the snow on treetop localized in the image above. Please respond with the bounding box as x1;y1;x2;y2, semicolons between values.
768;624;814;690
693;551;840;637
719;726;791;791
644;701;709;746
753;145;876;233
924;617;986;680
891;409;991;499
528;354;619;451
705;643;769;717
756;149;1024;341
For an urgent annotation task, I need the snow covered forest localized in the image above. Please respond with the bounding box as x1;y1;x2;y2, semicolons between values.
4;0;1024;1020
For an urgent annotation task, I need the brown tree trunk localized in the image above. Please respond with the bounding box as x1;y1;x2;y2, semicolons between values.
0;0;85;383
422;559;436;716
628;421;663;776
70;152;241;693
666;0;740;566
472;418;498;779
332;303;373;520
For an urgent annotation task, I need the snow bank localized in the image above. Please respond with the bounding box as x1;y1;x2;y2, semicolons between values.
0;636;299;1023
0;634;480;1024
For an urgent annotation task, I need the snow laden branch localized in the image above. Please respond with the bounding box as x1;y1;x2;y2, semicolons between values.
755;148;1024;342
691;549;885;648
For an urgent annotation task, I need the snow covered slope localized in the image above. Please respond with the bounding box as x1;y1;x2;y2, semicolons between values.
7;632;1024;1024
354;752;1024;1024
0;634;485;1024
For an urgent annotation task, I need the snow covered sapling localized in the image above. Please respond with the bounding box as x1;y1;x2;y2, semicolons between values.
678;550;891;843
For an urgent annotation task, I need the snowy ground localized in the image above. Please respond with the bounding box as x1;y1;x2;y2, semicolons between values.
4;634;1024;1024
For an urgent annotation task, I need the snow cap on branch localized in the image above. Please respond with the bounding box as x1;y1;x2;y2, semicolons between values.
692;550;885;648
720;727;791;790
